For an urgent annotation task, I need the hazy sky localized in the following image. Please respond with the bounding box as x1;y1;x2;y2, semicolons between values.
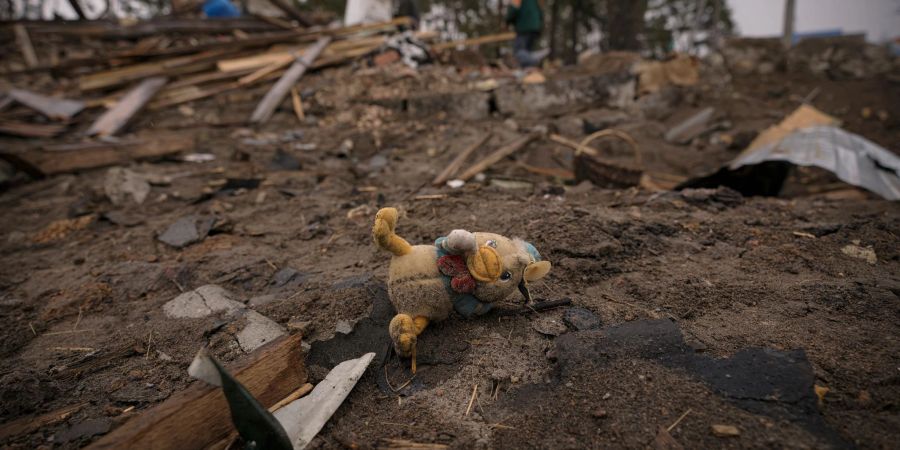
728;0;900;42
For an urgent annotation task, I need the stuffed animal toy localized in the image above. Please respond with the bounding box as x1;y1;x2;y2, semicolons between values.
373;207;551;372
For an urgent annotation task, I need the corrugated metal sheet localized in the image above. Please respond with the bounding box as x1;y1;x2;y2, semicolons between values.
730;126;900;200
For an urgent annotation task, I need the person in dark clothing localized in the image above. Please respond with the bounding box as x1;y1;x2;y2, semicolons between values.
505;0;546;68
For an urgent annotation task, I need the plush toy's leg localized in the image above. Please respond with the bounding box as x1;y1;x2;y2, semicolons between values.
389;314;431;374
389;314;417;371
411;316;429;373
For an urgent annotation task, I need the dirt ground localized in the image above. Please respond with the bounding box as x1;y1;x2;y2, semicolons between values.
1;45;899;449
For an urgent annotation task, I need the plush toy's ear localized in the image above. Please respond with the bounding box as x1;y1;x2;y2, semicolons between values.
524;260;551;282
446;229;477;254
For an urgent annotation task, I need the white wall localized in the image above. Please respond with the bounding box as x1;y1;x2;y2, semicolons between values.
728;0;900;42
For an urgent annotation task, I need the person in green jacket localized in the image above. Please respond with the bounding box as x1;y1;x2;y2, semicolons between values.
505;0;547;68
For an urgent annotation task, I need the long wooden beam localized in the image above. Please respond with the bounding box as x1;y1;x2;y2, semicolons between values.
250;36;331;123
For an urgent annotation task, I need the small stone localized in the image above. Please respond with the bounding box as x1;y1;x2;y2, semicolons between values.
163;285;244;319
592;409;608;418
157;216;215;248
711;424;740;437
446;179;465;189
531;315;567;336
156;351;173;361
236;310;285;352
335;320;353;335
602;392;611;400
562;307;602;331
510;376;520;383
104;167;150;206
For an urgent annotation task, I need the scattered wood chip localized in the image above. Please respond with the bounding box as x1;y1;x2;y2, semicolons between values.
792;231;816;239
290;87;305;122
711;424;740;437
814;384;829;406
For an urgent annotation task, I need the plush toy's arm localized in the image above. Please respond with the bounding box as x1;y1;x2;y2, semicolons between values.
441;229;477;255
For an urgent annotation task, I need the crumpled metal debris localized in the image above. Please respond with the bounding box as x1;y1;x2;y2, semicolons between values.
729;126;900;200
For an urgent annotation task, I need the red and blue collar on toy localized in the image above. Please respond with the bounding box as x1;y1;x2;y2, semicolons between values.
434;236;542;318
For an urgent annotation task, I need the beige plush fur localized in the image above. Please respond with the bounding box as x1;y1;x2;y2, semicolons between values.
373;207;551;372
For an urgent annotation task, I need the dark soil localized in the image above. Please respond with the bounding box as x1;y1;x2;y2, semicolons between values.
1;51;899;450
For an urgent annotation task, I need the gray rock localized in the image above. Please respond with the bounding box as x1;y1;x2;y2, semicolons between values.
104;167;150;206
272;267;310;288
163;285;244;319
236;310;285;352
335;320;353;335
563;307;602;331
531;315;567;336
157;216;215;248
249;294;278;307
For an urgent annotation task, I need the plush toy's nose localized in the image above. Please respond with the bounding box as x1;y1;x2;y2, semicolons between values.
467;245;501;282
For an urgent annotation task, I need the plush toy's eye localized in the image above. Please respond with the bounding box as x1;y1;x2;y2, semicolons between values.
500;271;511;281
486;240;497;248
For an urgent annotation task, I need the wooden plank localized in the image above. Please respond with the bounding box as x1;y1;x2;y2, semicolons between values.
165;69;253;90
250;36;331;123
8;89;85;120
0;134;193;176
456;133;540;181
218;36;385;73
432;133;491;185
149;81;243;110
87;334;306;450
0;120;67;138
13;24;38;68
432;32;516;51
219;49;299;73
0;402;88;441
86;77;168;137
78;48;235;91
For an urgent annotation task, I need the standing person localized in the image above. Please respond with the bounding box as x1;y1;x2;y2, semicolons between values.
505;0;547;68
